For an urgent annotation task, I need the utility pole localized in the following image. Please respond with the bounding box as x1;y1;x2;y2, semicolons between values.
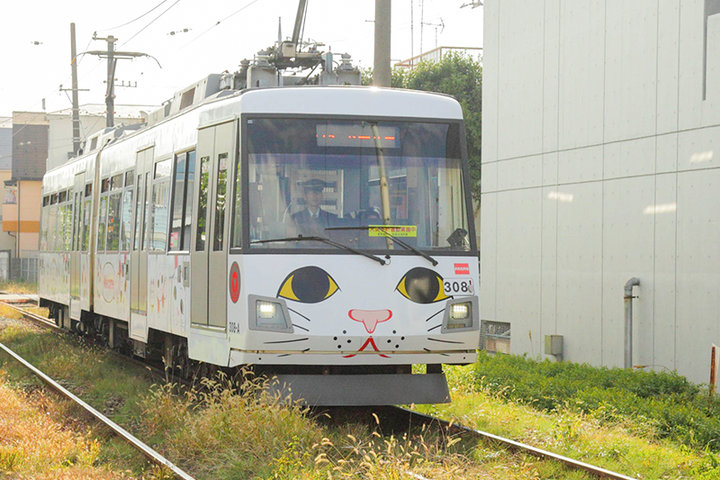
410;1;414;67
69;23;81;154
60;24;90;156
82;35;160;128
373;0;391;87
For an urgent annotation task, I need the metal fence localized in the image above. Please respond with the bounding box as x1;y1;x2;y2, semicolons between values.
8;257;38;284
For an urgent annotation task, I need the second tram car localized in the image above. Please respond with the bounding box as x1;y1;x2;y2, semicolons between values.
39;84;479;405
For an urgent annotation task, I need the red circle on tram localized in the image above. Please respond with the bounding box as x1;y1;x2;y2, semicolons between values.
229;262;241;303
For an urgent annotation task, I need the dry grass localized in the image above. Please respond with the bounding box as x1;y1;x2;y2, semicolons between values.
0;303;24;320
0;281;37;295
0;371;121;479
24;305;50;317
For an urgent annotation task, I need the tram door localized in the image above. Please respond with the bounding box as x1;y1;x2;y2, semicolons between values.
130;147;154;340
69;173;84;320
191;121;235;328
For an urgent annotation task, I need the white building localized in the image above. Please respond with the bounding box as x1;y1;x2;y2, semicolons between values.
46;104;154;170
481;0;720;384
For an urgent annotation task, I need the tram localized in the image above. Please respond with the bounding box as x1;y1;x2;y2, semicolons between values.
38;72;480;405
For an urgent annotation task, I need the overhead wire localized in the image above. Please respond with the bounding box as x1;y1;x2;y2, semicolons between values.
181;0;263;49
100;0;171;31
120;0;183;47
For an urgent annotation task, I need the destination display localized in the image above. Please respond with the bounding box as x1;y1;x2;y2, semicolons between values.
316;123;400;148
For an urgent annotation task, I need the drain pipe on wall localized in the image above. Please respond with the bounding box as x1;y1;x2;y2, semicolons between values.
624;277;641;369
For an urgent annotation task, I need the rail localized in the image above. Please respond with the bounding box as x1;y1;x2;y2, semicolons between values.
376;406;637;480
3;300;635;479
0;302;195;480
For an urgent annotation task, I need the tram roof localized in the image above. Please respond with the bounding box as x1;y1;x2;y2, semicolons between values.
201;86;464;125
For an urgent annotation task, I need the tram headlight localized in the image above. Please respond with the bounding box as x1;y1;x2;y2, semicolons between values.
441;297;478;333
258;301;277;319
249;295;293;333
450;303;469;320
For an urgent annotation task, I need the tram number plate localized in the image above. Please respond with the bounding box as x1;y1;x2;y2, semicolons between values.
443;278;474;296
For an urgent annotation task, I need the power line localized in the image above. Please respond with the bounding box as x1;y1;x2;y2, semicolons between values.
100;0;171;31
182;0;263;49
120;0;182;47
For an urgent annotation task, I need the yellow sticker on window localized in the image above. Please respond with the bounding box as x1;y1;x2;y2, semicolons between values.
368;225;418;237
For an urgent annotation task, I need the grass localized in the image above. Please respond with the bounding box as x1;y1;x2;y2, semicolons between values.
0;317;598;479
6;311;720;478
0;370;124;479
414;359;720;479
471;352;720;451
0;280;37;294
136;373;595;480
0;319;162;477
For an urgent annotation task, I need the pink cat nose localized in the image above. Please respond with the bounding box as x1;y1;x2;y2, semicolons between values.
348;309;392;334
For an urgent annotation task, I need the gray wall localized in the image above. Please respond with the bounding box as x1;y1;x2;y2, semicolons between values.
482;0;720;383
0;125;11;170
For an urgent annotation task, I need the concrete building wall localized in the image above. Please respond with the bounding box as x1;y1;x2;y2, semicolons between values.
46;110;145;171
0;117;11;170
12;112;48;180
482;0;720;383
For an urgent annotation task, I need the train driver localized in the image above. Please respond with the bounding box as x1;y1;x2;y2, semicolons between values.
292;178;337;236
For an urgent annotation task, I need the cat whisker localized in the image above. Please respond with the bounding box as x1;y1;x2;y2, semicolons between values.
264;338;309;344
427;324;442;332
292;323;310;332
288;307;312;322
425;309;444;322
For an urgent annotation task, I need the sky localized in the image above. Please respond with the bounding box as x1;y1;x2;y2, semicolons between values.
0;0;484;118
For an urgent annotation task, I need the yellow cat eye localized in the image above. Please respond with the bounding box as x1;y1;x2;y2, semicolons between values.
396;267;450;304
277;266;339;304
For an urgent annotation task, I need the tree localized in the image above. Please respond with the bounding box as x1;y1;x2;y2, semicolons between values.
393;54;482;200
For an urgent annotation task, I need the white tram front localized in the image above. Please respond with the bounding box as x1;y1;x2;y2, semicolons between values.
39;86;480;405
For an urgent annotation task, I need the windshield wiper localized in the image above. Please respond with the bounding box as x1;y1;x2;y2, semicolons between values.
250;235;387;266
325;226;438;266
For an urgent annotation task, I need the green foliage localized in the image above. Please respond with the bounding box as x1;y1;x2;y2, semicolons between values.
473;352;720;451
392;54;482;200
364;54;483;200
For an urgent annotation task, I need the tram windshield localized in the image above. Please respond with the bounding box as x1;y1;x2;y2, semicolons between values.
243;117;471;252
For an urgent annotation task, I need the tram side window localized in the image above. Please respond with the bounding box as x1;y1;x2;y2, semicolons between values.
213;152;229;251
149;159;171;251
133;175;144;250
59;203;71;251
81;184;91;251
63;197;73;251
47;203;57;252
40;198;49;251
195;156;210;251
169;151;196;251
106;192;122;251
184;151;196;248
97;196;108;252
231;152;241;248
120;183;134;252
71;193;81;252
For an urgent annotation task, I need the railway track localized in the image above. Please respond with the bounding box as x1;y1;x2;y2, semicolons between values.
0;299;195;480
2;299;636;480
368;406;637;480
